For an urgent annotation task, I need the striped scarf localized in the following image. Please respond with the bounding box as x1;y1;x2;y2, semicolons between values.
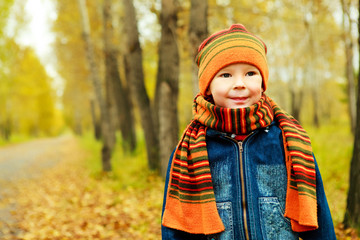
162;94;318;234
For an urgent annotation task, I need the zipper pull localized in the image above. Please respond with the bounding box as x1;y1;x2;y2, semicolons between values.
238;141;243;153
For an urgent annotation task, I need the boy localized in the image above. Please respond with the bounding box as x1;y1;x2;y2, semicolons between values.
161;24;336;239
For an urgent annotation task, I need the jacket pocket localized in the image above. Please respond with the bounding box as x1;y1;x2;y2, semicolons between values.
258;197;298;240
207;202;234;240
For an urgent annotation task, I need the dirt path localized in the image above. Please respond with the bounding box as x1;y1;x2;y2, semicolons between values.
0;135;75;237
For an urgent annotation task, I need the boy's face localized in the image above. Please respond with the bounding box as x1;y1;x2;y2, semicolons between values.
207;63;263;109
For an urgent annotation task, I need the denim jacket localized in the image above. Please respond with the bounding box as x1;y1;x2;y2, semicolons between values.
162;122;336;240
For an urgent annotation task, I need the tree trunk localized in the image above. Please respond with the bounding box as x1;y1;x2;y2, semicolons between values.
290;87;303;121
343;0;360;230
5;118;10;141
103;0;136;151
304;11;320;128
289;64;303;121
155;0;180;178
188;0;208;96
77;0;113;172
1;117;11;141
345;40;357;133
343;68;360;230
123;0;159;170
90;98;101;140
341;0;357;134
312;88;320;128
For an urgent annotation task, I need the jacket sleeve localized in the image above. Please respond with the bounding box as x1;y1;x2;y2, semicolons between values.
299;156;337;240
161;151;207;240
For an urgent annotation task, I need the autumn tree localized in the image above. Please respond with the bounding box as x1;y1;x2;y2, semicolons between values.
77;0;115;171
0;0;15;36
303;0;320;127
155;0;180;177
343;0;360;230
123;0;160;170
1;41;57;137
103;0;137;151
0;0;17;139
341;0;357;134
1;0;59;137
53;0;94;135
188;0;208;95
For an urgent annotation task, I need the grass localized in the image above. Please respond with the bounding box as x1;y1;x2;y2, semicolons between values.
79;131;161;191
304;122;354;225
0;134;33;147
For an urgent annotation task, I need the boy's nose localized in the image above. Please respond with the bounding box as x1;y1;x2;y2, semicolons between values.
233;76;246;89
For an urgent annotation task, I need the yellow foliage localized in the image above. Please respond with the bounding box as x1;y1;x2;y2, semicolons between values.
0;38;61;137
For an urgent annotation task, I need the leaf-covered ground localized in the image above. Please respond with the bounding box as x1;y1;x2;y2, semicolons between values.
0;136;163;239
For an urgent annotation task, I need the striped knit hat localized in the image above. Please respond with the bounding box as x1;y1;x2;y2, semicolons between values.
196;24;269;95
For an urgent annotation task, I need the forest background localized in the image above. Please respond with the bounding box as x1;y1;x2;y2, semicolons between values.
0;0;359;239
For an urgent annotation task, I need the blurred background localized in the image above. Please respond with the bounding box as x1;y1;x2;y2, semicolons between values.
0;0;359;239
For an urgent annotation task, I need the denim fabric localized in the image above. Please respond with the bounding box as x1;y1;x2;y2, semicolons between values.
162;122;336;240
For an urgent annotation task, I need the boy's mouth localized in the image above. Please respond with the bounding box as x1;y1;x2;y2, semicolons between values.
229;97;248;104
230;97;248;101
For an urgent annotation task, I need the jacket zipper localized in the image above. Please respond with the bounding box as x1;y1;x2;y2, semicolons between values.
238;141;250;240
225;136;250;240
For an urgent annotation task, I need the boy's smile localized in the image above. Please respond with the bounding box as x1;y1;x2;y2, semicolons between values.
207;63;263;108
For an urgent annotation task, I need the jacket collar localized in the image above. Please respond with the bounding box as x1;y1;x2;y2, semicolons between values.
206;121;276;138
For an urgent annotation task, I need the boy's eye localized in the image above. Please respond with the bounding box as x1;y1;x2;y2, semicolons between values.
246;71;256;76
220;73;231;78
